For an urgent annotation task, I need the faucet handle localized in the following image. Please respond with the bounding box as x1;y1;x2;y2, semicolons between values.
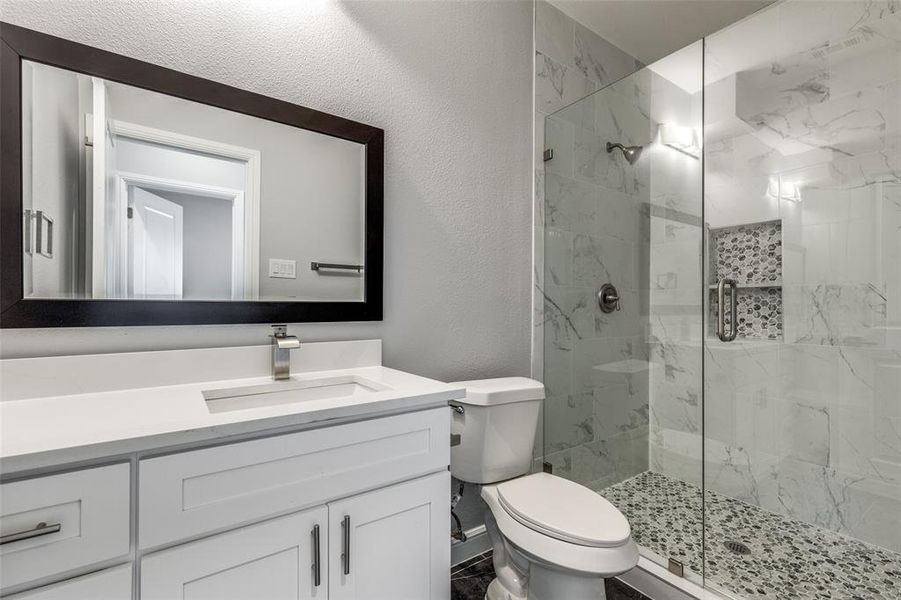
271;324;301;348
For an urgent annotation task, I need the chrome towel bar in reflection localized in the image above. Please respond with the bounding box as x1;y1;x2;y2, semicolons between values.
310;262;363;272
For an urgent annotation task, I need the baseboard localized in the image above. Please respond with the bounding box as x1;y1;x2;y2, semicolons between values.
451;525;491;566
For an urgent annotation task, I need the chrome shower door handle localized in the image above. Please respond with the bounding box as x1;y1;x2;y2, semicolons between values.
716;278;738;342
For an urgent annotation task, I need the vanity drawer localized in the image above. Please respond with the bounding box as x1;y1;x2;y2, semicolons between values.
138;407;449;549
0;464;131;591
5;564;132;600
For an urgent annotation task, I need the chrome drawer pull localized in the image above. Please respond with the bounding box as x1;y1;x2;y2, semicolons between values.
0;521;61;545
342;515;351;575
312;524;321;587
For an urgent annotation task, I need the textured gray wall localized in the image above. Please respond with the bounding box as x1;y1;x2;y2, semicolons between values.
0;0;534;383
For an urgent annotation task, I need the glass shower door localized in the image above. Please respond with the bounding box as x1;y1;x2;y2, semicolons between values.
702;2;901;598
542;41;705;582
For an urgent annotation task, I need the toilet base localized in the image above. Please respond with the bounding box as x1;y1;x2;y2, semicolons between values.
485;577;525;600
484;569;609;600
527;563;607;600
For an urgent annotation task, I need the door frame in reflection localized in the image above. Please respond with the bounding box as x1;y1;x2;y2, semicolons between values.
108;120;260;300
118;173;251;300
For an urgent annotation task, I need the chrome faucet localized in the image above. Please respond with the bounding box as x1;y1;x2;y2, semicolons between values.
270;324;300;380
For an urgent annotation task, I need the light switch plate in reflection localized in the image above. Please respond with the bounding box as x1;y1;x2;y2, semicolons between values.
268;259;297;279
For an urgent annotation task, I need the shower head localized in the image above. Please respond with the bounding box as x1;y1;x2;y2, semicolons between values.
606;141;643;165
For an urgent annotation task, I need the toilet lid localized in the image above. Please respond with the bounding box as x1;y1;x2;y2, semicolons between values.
496;473;631;548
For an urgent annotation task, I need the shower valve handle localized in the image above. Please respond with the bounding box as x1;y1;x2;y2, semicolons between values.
598;283;621;313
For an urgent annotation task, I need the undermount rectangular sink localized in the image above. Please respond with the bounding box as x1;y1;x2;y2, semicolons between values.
203;375;390;414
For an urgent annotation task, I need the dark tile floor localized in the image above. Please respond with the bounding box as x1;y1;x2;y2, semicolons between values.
451;550;651;600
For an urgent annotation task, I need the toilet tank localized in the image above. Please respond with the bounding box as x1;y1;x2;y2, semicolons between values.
448;377;545;484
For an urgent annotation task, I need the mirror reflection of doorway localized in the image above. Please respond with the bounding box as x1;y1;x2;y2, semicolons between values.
128;183;247;301
97;125;259;301
89;87;261;300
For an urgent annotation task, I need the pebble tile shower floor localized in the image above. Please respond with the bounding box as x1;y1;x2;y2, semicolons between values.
602;471;901;600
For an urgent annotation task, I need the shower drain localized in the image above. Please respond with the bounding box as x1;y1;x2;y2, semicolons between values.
724;540;752;556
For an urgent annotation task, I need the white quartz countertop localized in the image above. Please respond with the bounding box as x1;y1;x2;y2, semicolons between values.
1;362;464;473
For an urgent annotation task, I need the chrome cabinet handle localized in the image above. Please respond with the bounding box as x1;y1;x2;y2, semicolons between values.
341;515;351;575
0;521;61;545
35;210;54;258
716;279;738;342
312;524;321;587
23;209;34;254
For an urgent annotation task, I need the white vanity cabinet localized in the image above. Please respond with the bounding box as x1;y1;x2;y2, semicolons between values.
1;407;451;600
137;408;449;550
138;407;450;600
141;471;449;600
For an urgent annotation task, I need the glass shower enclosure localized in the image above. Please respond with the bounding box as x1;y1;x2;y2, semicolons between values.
541;2;900;598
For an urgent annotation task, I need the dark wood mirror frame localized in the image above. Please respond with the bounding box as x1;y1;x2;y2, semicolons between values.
0;22;383;328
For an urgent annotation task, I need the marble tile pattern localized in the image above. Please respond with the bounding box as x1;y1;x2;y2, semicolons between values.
648;0;901;566
602;471;901;600
533;0;643;384
450;550;651;600
451;552;495;600
535;0;646;491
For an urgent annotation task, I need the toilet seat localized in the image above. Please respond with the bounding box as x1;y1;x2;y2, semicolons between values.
496;473;631;548
481;476;639;577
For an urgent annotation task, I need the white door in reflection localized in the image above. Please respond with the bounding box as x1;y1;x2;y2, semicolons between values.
130;187;184;299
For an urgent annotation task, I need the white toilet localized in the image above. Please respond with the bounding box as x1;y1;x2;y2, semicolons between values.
449;377;639;600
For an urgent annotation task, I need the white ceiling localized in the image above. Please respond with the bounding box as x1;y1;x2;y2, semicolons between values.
548;0;775;65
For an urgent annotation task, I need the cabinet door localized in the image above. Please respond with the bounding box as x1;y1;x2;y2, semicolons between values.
6;564;131;600
328;472;450;600
141;507;327;600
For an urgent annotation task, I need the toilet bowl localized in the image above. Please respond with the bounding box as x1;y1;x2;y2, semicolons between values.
449;378;639;600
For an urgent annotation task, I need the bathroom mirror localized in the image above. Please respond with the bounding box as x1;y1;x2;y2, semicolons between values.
0;23;383;327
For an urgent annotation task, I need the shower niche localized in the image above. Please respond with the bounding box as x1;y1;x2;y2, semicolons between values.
707;220;783;341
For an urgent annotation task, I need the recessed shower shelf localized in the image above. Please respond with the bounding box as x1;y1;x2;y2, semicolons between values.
707;220;783;341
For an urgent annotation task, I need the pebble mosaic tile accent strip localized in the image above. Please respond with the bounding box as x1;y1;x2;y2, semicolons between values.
602;471;901;600
711;221;782;286
451;550;651;600
709;287;783;340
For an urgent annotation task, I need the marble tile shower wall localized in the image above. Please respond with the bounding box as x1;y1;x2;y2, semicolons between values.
533;0;643;483
645;58;705;510
651;0;901;554
541;71;651;489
